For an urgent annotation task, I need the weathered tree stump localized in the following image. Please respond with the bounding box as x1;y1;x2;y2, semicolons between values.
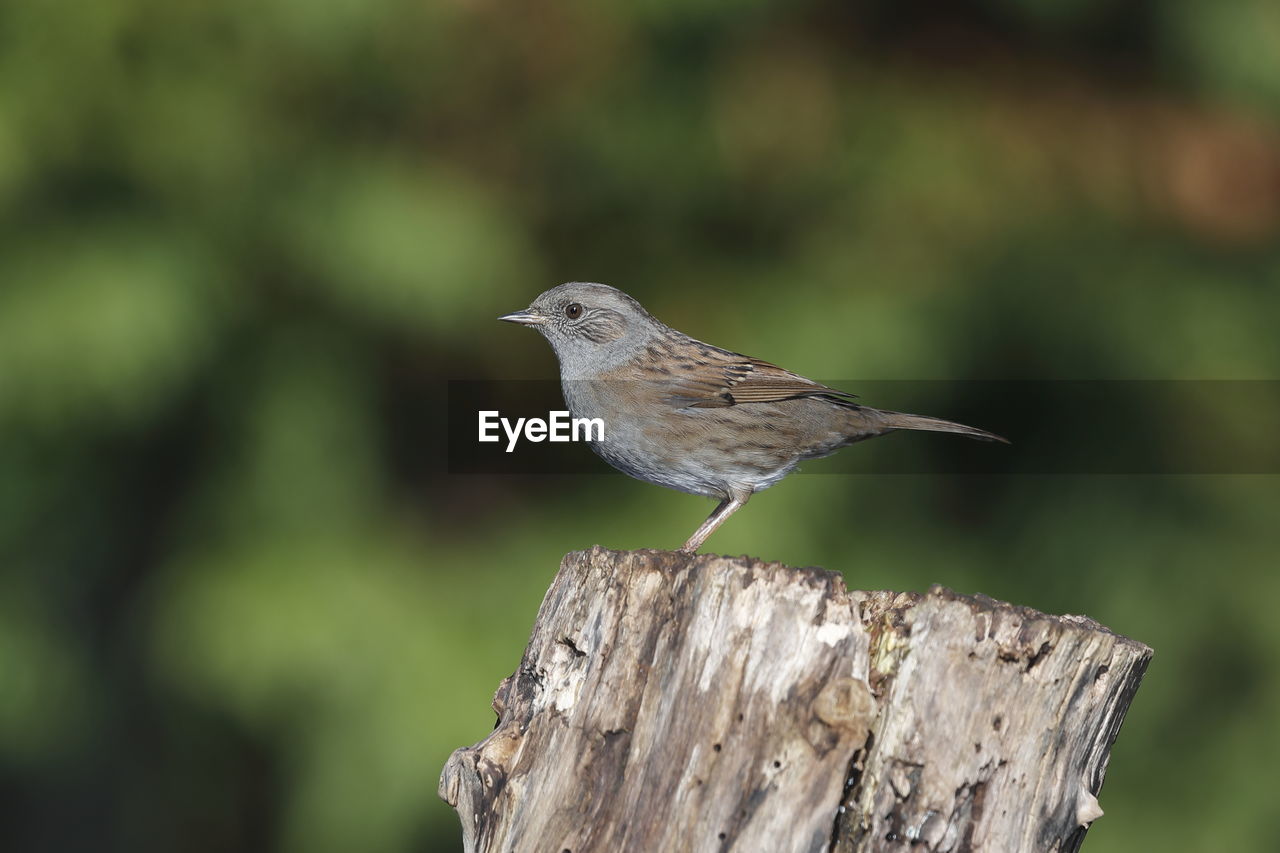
440;547;1151;852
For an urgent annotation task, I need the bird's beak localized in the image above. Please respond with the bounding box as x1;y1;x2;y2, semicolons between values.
498;309;546;326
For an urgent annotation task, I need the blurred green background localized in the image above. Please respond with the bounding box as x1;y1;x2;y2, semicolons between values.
2;1;1279;851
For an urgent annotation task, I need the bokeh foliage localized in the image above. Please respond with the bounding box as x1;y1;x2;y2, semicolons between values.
2;1;1278;851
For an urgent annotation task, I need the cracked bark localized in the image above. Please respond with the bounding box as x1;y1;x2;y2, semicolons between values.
439;548;1151;852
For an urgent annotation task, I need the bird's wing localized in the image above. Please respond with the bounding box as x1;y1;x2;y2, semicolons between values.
657;347;857;409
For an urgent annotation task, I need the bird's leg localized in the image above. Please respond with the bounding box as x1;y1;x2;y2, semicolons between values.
679;490;751;553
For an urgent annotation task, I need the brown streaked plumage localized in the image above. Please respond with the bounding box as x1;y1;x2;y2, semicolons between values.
500;282;1007;553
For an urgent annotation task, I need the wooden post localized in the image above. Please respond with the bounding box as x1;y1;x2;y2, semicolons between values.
440;547;1151;852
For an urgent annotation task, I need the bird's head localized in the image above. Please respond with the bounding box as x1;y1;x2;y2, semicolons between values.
499;282;665;376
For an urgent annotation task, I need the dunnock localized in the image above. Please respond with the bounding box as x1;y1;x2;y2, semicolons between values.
500;282;1006;553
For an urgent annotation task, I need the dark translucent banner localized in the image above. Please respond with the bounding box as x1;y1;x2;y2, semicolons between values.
446;380;1280;475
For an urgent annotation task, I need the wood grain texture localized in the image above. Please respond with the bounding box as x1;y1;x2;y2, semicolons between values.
440;548;1151;853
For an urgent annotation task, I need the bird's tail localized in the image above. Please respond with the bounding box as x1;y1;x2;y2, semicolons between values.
874;410;1009;443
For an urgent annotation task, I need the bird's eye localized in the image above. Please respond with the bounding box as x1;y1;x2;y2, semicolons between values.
564;303;583;320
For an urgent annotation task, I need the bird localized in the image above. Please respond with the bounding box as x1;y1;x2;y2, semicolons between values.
499;282;1006;553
